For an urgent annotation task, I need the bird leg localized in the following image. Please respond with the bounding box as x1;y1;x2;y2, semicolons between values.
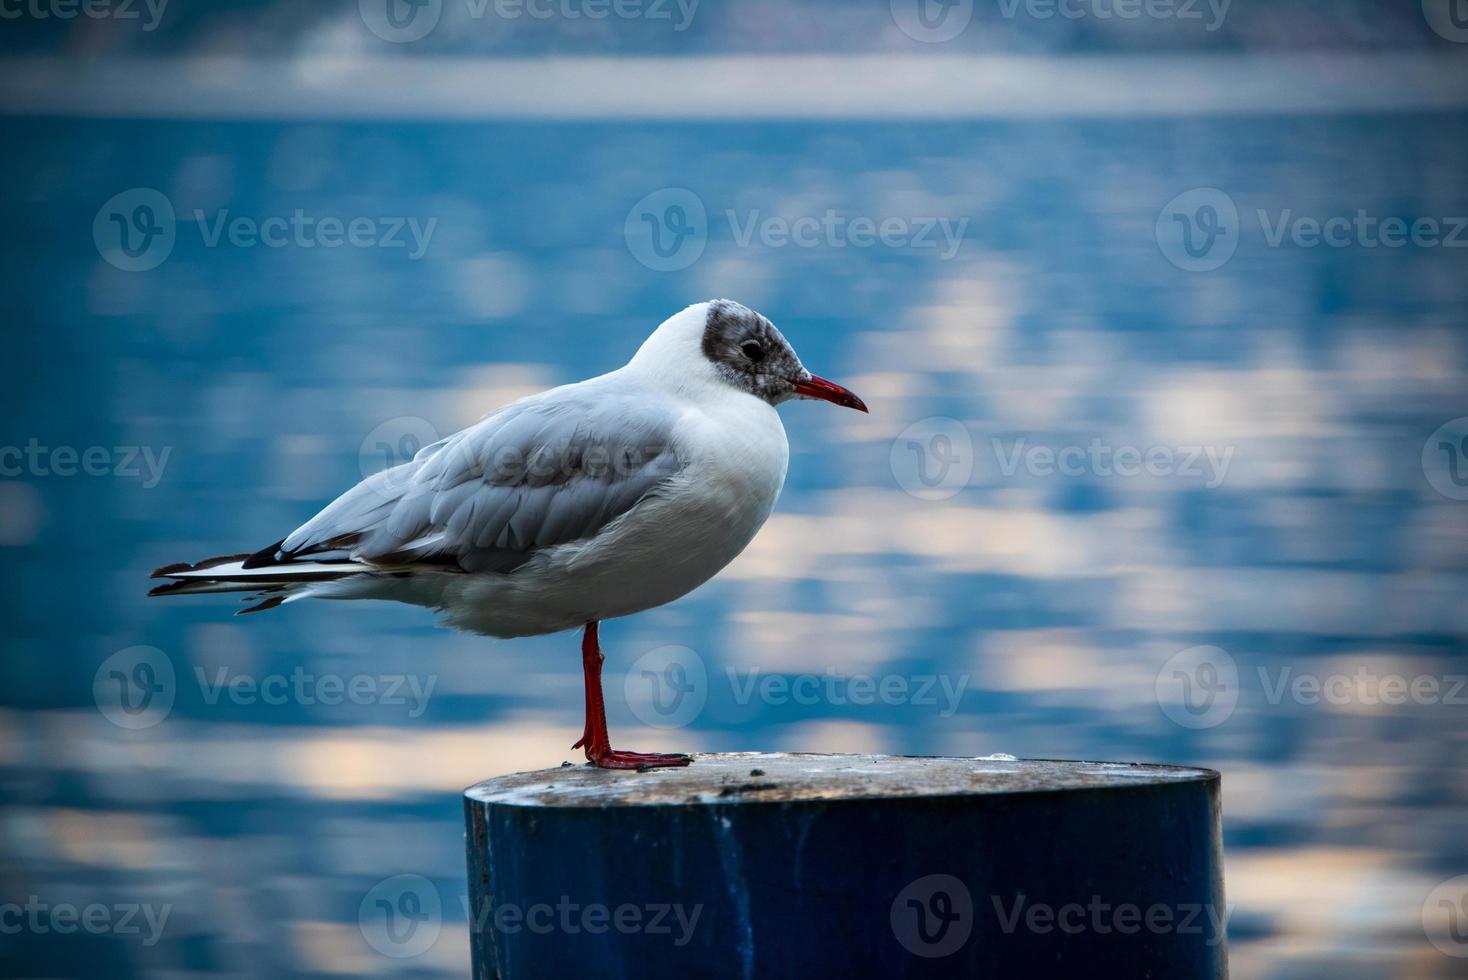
572;621;692;771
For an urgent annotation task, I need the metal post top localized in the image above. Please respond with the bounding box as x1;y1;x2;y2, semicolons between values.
464;752;1219;809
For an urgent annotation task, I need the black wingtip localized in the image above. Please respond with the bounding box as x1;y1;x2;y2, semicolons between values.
151;551;255;580
241;539;288;569
236;594;288;615
148;579;197;597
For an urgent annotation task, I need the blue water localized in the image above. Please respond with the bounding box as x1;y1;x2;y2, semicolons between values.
2;111;1467;977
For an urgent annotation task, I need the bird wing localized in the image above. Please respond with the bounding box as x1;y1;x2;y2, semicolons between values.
270;380;686;574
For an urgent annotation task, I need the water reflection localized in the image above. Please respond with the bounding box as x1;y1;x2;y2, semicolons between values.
2;83;1467;980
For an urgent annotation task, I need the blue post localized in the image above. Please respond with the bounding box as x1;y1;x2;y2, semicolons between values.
464;753;1226;978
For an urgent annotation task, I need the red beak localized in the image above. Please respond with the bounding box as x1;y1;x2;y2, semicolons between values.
792;375;868;413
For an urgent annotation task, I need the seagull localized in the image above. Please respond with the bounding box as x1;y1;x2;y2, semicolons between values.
150;300;867;770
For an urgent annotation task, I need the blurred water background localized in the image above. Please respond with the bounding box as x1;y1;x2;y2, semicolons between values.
2;1;1467;977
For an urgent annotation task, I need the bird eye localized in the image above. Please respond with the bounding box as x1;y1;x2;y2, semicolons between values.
740;341;765;363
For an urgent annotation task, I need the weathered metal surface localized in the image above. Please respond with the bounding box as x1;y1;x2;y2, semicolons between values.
464;752;1226;979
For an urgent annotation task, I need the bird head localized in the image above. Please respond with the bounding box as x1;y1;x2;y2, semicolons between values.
632;300;868;413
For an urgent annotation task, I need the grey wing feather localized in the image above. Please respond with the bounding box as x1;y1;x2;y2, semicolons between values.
279;383;684;574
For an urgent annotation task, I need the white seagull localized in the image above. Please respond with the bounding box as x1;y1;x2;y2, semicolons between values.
150;300;867;769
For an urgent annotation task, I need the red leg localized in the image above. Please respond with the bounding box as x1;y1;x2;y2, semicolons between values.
571;621;691;771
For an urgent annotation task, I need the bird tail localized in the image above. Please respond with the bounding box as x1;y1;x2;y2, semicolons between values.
148;550;368;615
